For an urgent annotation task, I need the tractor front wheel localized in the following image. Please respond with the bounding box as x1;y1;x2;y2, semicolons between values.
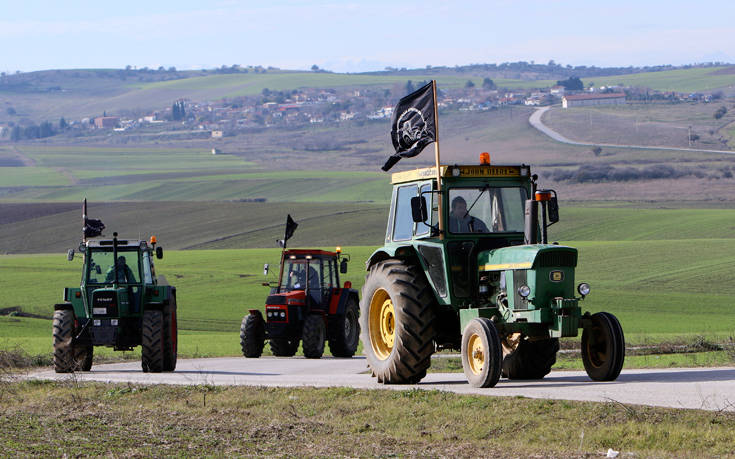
240;312;265;358
359;259;436;384
328;298;360;358
302;314;326;359
501;336;559;380
270;338;299;357
53;310;91;373
581;312;625;381
142;310;164;372
461;318;502;388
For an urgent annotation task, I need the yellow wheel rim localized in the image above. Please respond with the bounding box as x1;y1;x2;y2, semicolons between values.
369;288;395;360
467;333;485;375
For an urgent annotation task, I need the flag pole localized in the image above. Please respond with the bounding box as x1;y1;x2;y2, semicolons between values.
432;80;444;240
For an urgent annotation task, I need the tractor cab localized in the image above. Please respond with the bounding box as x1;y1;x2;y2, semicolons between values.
240;245;360;359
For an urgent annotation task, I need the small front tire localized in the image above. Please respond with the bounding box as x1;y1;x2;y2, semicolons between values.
302;314;326;359
240;312;265;358
581;312;625;381
461;318;502;388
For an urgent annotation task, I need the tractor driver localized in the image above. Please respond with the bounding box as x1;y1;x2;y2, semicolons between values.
290;264;320;290
105;255;136;284
449;196;489;233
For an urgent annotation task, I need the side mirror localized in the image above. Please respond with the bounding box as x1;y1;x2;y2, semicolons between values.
410;196;428;223
66;249;74;261
156;246;163;259
547;197;559;224
263;263;269;276
340;259;348;274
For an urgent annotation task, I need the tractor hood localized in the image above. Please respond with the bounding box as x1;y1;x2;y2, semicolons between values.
477;244;578;272
266;290;306;306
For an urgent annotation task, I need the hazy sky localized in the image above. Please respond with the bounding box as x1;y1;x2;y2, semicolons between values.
3;0;734;73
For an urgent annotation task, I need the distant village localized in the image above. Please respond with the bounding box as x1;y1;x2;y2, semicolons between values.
0;77;725;142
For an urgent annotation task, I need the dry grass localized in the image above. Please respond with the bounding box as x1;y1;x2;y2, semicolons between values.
1;381;735;457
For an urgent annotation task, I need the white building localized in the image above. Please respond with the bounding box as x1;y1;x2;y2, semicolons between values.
562;93;626;108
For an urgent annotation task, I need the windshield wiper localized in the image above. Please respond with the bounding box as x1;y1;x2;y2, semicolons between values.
466;184;490;215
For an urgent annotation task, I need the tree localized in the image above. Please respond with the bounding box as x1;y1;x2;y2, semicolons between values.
556;76;584;91
6;107;16;116
405;80;415;94
311;64;320;72
172;100;185;121
482;77;496;90
10;126;21;141
714;106;727;120
59;117;68;130
465;79;475;88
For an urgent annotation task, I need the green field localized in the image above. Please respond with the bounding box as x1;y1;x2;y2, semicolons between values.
2;228;734;362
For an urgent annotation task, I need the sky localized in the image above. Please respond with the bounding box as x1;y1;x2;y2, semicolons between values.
2;0;734;74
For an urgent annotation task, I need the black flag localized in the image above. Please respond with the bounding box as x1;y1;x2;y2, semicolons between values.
277;214;298;248
83;217;105;238
383;81;436;171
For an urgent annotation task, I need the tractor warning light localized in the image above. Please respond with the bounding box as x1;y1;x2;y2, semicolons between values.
149;236;157;245
535;190;552;202
336;246;342;254
480;152;491;165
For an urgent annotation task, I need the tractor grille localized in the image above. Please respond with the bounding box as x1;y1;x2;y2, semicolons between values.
266;295;287;305
513;270;529;311
536;251;577;268
92;291;118;317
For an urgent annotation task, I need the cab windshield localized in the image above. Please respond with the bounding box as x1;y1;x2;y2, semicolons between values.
448;187;527;234
86;249;141;284
280;258;322;292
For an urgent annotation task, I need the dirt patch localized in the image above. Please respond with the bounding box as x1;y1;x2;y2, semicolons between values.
0;306;50;320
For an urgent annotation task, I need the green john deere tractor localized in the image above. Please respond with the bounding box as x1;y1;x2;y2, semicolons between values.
53;200;177;373
359;157;624;387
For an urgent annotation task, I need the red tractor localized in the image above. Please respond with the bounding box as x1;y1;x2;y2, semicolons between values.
240;247;360;358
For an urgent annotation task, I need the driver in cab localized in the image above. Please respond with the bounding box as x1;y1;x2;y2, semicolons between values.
449;196;489;233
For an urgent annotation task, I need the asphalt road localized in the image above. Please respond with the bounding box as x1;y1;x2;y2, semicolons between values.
528;106;735;155
29;357;735;412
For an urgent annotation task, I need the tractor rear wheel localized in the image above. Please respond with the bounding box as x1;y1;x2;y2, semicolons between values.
302;314;326;359
270;338;299;357
240;312;265;358
582;312;625;381
142;310;164;372
162;297;178;371
359;259;436;384
53;310;91;373
461;318;502;388
501;336;559;380
328;298;360;358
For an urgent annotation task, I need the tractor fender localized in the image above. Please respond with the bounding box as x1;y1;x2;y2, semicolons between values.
365;245;418;270
331;288;359;316
54;303;74;311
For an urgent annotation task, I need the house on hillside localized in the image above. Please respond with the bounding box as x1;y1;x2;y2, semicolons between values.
562;92;626;108
94;116;120;128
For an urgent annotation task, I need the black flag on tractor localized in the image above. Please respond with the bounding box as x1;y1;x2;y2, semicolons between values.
277;214;299;248
382;81;436;171
83;217;105;238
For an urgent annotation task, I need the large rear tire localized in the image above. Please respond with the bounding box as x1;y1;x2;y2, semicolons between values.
359;259;436;384
240;312;265;358
162;296;178;372
53;310;91;373
501;336;559;380
302;314;326;359
328;298;360;358
270;338;299;357
582;312;625;381
461;318;502;388
142;310;164;372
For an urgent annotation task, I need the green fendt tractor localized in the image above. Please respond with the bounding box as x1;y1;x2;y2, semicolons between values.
53;200;177;373
359;156;624;387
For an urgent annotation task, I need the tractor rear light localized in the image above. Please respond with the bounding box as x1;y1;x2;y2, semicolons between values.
153;289;159;296
343;281;352;289
75;291;81;298
577;283;591;297
480;152;491;165
518;285;531;298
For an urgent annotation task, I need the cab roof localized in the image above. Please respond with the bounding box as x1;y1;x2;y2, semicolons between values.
85;238;148;248
284;249;337;258
391;164;531;184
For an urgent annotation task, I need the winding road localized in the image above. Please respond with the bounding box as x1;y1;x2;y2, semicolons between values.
529;106;735;155
29;357;735;412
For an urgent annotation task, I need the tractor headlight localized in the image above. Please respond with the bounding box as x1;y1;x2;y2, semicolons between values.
517;285;531;298
280;312;286;318
577;283;591;297
267;311;272;318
